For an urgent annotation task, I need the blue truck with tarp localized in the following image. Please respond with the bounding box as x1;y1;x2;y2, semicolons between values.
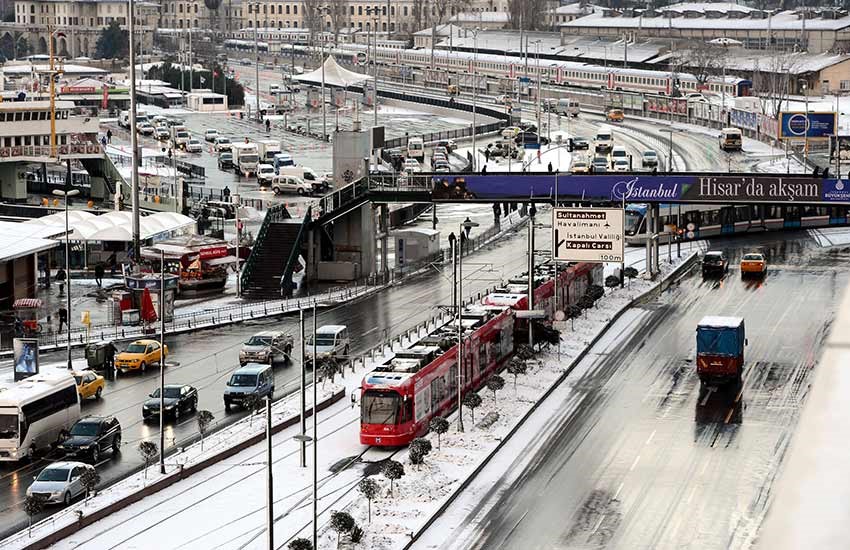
696;316;746;384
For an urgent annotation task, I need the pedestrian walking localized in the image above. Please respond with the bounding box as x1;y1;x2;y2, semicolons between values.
537;149;542;163
484;149;491;162
100;135;107;148
58;307;68;333
481;165;487;174
94;263;105;287
223;185;231;201
106;129;113;144
56;267;66;295
104;341;117;370
548;161;553;173
265;119;271;133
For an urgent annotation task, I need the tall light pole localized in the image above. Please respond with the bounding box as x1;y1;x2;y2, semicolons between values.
251;1;261;120
457;219;478;432
533;40;542;142
234;194;241;297
471;28;479;171
799;78;809;167
52;187;79;370
158;247;166;474
311;301;318;550
129;0;141;262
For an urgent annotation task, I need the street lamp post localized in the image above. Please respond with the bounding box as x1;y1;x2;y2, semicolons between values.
471;28;480;171
799;79;809;167
234;194;241;297
52;187;79;370
456;219;478;432
128;0;141;261
158;247;166;474
251;2;261;121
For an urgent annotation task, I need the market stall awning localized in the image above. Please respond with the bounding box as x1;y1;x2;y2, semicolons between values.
24;211;196;242
294;55;373;88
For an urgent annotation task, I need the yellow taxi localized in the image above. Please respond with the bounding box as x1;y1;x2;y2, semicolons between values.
72;370;105;400
115;339;168;374
605;109;625;122
740;252;767;277
571;160;589;174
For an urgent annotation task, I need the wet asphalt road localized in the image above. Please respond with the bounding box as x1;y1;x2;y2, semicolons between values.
422;232;848;550
0;213;538;539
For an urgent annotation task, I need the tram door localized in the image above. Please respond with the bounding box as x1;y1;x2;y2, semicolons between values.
783;206;802;228
719;207;736;234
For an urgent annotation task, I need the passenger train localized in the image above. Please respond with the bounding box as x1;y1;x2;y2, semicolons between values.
624;203;850;246
360;261;601;447
225;36;752;98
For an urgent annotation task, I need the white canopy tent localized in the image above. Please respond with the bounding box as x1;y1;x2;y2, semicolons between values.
25;211;196;242
294;55;373;88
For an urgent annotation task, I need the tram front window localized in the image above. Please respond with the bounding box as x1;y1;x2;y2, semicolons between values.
624;211;643;236
361;390;400;425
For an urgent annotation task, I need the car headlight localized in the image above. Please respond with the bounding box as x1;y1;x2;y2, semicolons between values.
165;403;176;409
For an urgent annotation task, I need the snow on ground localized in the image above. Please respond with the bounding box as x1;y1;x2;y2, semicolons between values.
456;130;574;174
808;227;850;248
3;243;705;550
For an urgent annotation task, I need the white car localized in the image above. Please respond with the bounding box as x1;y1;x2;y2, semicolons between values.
270;174;312;195
204;129;220;142
613;158;630;172
136;123;155;136
256;163;276;185
27;461;95;505
685;93;708;103
214;136;232;152
185;138;203;153
403;158;421;173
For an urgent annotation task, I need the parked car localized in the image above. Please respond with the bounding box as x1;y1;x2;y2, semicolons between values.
27;462;95;506
740;252;767;277
186;138;203;153
642;149;659;168
218;151;234;170
58;416;122;462
115;339;168;374
214;136;232;152
142;384;198;421
224;363;275;410
239;331;294;366
702;250;729;277
204;129;220;142
72;370;104;401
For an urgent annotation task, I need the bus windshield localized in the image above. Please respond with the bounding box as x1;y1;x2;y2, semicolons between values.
0;415;17;439
361;390;400;425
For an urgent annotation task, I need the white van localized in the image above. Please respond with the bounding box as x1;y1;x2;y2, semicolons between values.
611;145;628;162
719;128;743;151
558;98;580;117
270;174;312;195
407;137;424;160
307;325;350;361
595;130;614;154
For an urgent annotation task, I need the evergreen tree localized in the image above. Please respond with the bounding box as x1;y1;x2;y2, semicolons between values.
95;20;129;60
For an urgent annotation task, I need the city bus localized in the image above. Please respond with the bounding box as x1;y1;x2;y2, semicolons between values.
0;369;80;461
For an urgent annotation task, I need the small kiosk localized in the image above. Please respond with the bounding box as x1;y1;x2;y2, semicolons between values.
122;273;179;324
140;236;237;297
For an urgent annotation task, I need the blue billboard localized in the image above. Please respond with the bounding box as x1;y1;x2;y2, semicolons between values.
779;112;836;139
431;174;850;204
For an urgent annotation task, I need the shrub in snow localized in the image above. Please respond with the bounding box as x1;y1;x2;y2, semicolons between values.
196;410;214;451
587;284;605;303
566;305;582;319
288;538;313;550
80;467;101;503
351;524;364;543
242;394;262;426
605;275;620;290
358;478;379;523
24;494;46;535
137;441;158;479
506;357;528;392
624;267;638;287
578;294;595;315
330;511;355;545
321;360;339;386
409;437;433;468
429;416;449;449
462;392;483;423
485;375;505;404
381;460;405;497
515;344;534;360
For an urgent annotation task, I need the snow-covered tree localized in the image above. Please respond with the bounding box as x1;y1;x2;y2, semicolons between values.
381;460;405;497
137;441;158;480
605;275;620;291
485;375;505;404
463;392;483;424
624;267;638;288
429;416;450;449
506;357;528;392
196;410;214;451
409;437;433;468
288;538;312;550
80;467;100;504
24;494;45;535
358;478;379;523
330;511;355;546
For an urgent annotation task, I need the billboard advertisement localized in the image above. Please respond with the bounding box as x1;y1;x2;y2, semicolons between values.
831;135;850;160
779;112;836;139
13;338;39;381
431;174;850;205
553;208;624;263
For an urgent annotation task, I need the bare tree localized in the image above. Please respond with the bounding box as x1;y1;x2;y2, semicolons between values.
433;0;470;25
508;0;549;31
412;0;430;33
753;52;802;117
302;0;324;41
327;0;349;42
679;43;726;89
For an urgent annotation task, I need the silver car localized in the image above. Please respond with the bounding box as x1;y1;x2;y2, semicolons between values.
239;331;293;366
27;461;95;505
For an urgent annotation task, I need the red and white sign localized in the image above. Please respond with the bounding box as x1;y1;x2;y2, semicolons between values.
199;246;228;260
60;86;96;94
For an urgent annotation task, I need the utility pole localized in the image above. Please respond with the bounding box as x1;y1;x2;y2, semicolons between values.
472;28;479;171
527;204;535;349
159;248;166;474
129;0;141;261
455;239;464;433
253;3;260;120
311;301;318;550
266;395;274;549
234;194;241;297
299;308;306;468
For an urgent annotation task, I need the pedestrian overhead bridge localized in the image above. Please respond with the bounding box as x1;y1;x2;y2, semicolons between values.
240;172;850;298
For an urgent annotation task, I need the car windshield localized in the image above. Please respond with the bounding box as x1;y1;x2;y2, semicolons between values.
308;336;337;347
70;422;99;436
242;155;259;163
229;374;258;387
0;414;17;439
598;134;612;140
361;391;400;425
705;254;724;262
37;468;69;482
189;140;199;145
246;336;272;346
218;138;231;143
644;151;657;158
125;344;147;353
743;254;763;261
152;387;182;399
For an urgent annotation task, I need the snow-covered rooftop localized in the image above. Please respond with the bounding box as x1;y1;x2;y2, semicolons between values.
450;11;511;23
564;9;850;31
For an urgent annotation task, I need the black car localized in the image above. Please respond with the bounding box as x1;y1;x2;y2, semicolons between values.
218;152;234;170
571;137;590;150
142;384;198;421
519;122;538;133
59;416;122;463
514;132;550;146
702;251;729;276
